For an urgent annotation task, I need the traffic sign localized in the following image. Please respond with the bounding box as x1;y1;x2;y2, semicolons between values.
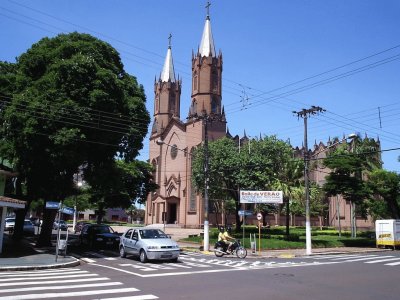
60;206;75;215
238;210;253;216
257;212;262;220
46;201;60;209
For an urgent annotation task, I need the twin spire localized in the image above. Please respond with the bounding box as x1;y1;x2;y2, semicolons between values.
160;2;216;83
160;34;176;82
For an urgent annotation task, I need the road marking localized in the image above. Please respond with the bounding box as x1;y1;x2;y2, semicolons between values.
0;270;88;278
0;287;140;300
337;256;383;262
99;295;159;300
0;273;98;282
329;254;379;261
167;263;192;269
0;282;122;294
364;257;398;263
0;277;110;288
385;261;400;266
81;258;97;263
0;268;82;276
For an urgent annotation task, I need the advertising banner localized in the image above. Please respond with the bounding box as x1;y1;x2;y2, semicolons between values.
240;190;283;204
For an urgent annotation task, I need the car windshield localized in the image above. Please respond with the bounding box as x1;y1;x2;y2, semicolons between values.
139;229;168;239
92;226;113;234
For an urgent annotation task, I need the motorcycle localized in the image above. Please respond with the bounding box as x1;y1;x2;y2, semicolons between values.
213;239;247;258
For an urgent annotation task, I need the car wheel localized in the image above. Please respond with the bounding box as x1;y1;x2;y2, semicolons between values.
120;246;126;258
139;249;148;263
171;257;179;263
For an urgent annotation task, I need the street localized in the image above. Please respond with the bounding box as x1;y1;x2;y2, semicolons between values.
1;250;400;299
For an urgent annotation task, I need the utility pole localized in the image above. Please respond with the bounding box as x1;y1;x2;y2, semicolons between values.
203;115;210;252
294;106;325;255
188;111;223;252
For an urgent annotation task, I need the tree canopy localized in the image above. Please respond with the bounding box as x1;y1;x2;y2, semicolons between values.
191;136;304;231
0;32;151;244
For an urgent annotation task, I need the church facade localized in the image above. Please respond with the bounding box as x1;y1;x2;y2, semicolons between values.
144;10;378;230
145;11;226;228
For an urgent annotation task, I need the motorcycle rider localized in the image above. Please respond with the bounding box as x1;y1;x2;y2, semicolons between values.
218;226;235;252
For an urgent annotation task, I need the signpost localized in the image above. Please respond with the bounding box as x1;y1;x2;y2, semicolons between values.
257;213;262;255
239;190;282;256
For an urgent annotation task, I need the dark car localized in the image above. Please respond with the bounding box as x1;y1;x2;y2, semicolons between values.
74;221;90;233
80;224;120;249
53;220;68;231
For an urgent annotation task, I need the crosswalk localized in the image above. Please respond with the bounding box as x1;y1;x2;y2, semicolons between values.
73;251;400;279
0;268;158;300
305;253;400;266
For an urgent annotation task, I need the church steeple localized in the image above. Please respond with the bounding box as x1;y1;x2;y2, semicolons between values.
199;3;216;58
151;34;181;136
160;34;176;82
189;2;223;119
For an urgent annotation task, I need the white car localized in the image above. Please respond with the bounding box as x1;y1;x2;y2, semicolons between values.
119;228;180;263
5;217;15;231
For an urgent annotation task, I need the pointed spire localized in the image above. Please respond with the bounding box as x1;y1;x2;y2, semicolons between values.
199;2;216;57
160;34;176;82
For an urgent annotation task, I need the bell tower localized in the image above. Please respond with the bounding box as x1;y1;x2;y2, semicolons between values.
189;4;223;119
151;34;181;136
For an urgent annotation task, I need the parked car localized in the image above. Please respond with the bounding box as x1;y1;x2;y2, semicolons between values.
4;218;34;235
119;227;180;263
53;220;68;231
80;224;120;249
5;218;15;231
23;219;35;235
74;221;90;233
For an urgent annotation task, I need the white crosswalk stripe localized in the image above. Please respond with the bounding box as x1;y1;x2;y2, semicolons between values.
307;254;400;267
0;268;159;300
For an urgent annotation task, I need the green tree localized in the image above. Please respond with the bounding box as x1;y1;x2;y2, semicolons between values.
323;139;374;237
366;169;400;219
271;154;304;236
0;32;150;245
192;136;301;232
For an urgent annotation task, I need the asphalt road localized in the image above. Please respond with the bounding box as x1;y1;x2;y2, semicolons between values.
1;249;400;299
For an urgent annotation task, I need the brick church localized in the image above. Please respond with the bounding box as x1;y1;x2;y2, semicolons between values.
145;10;226;227
144;8;378;230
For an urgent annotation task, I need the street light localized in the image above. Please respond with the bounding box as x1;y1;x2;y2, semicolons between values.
72;177;82;231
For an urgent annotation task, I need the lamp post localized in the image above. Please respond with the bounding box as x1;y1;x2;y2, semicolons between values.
72;178;82;232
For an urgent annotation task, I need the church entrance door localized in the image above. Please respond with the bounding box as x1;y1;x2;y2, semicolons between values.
168;203;177;224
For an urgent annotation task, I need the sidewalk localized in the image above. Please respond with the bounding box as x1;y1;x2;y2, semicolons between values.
0;228;386;271
0;233;79;271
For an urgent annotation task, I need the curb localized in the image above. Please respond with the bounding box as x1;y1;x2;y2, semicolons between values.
0;258;80;271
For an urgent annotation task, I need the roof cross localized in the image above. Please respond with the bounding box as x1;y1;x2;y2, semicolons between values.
205;1;211;18
168;33;172;48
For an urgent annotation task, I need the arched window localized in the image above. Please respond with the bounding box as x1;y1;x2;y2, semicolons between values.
191;99;197;115
189;148;197;211
211;98;218;114
193;71;198;91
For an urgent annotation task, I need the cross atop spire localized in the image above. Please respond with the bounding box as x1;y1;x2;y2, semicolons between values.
168;33;172;49
205;1;211;19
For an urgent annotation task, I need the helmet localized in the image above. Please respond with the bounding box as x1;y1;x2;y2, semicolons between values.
219;226;225;232
227;226;232;234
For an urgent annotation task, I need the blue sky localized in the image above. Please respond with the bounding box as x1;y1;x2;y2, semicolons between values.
1;0;399;172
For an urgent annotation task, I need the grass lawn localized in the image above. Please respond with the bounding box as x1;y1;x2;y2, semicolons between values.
181;226;376;249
